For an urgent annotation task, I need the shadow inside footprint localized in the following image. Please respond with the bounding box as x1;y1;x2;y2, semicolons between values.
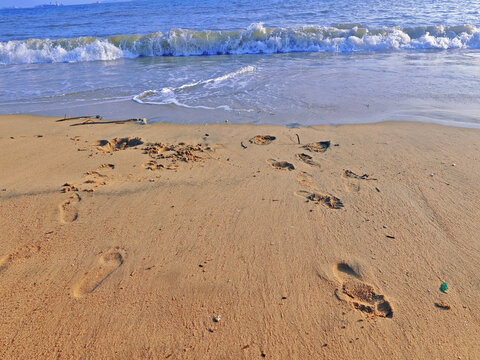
337;263;359;277
72;247;126;298
334;262;393;318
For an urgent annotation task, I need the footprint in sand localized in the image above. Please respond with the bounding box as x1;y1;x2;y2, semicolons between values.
0;254;12;273
72;247;126;298
0;244;41;274
94;137;144;153
296;153;320;167
296;171;316;189
267;159;295;171
342;175;361;193
333;263;393;318
295;190;343;209
342;169;377;193
303;141;330;153
59;193;81;223
249;135;276;145
98;163;115;170
142;160;177;171
343;170;376;181
61;182;79;193
143;143;209;170
82;170;110;192
81;164;119;192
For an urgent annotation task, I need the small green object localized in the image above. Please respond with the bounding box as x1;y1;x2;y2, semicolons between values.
440;282;448;293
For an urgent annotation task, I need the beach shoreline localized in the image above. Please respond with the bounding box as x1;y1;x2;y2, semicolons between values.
1;114;479;359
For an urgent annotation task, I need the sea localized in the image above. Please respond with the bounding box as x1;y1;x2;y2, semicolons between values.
1;0;480;127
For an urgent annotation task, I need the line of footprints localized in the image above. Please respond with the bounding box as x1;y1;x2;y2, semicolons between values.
259;134;377;207
257;135;345;210
255;135;393;318
69;253;394;320
54;134;392;318
70;250;394;320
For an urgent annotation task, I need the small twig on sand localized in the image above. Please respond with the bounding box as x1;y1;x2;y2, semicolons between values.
296;133;301;144
56;115;101;122
241;141;247;149
70;118;143;126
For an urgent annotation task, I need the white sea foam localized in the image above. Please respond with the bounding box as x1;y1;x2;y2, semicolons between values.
132;66;255;111
2;23;480;64
132;89;233;110
0;38;125;64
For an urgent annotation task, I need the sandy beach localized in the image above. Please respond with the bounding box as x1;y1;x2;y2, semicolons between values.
0;114;479;359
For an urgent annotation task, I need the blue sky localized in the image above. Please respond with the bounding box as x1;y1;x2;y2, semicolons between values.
1;0;124;7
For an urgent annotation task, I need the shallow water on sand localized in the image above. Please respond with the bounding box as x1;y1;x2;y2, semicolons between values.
1;0;480;127
2;50;480;128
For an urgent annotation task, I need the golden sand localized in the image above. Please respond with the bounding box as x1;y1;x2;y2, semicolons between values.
0;115;479;359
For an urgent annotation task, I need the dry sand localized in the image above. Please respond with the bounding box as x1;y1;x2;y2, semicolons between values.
0;114;479;359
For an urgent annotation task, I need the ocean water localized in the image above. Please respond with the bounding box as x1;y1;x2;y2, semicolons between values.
1;0;480;127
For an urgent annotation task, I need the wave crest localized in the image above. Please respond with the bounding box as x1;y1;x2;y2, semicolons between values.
2;23;480;64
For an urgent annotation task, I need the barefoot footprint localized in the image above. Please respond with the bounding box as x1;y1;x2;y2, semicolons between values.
72;247;126;298
82;170;109;192
296;172;316;189
334;263;393;318
59;193;81;223
342;175;361;193
0;244;41;274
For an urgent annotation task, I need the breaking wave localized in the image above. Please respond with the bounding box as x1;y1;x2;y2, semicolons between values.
2;23;480;64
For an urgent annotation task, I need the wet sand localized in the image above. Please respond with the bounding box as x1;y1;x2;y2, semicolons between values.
0;114;479;359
